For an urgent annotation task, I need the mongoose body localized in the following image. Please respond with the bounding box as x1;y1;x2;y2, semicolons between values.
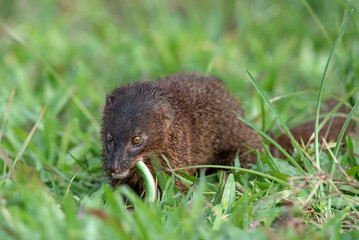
101;73;351;192
271;99;352;158
101;73;262;191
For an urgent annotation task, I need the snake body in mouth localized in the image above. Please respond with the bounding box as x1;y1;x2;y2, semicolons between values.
135;160;157;203
111;159;157;203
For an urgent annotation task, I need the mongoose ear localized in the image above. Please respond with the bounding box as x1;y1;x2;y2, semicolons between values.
154;99;174;130
106;94;113;106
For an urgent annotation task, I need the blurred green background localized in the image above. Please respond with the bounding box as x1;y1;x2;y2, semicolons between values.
0;0;359;239
1;0;358;171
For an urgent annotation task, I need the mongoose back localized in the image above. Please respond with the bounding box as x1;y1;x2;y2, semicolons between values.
101;73;262;192
271;99;353;158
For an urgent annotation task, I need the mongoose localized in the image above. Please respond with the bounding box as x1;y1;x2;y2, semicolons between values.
101;73;351;192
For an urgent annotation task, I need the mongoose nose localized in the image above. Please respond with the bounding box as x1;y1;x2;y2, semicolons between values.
107;161;120;173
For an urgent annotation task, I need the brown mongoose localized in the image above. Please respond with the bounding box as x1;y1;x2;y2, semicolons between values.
101;73;351;192
101;73;261;192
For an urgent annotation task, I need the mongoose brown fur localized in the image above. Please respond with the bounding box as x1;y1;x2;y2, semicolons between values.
101;73;351;193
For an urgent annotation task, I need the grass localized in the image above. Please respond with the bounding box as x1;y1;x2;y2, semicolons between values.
1;0;359;239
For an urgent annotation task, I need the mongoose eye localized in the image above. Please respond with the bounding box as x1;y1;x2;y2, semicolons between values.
132;136;142;145
107;133;113;142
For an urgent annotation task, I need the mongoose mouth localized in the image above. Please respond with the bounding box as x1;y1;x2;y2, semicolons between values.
110;157;144;179
111;169;130;179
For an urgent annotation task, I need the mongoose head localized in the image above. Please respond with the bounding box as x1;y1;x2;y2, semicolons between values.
101;82;174;179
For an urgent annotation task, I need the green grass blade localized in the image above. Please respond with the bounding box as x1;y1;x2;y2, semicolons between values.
243;71;314;174
13;105;47;167
222;173;236;214
301;0;332;46
235;111;306;175
333;100;359;160
181;164;291;188
314;9;353;166
0;88;15;143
